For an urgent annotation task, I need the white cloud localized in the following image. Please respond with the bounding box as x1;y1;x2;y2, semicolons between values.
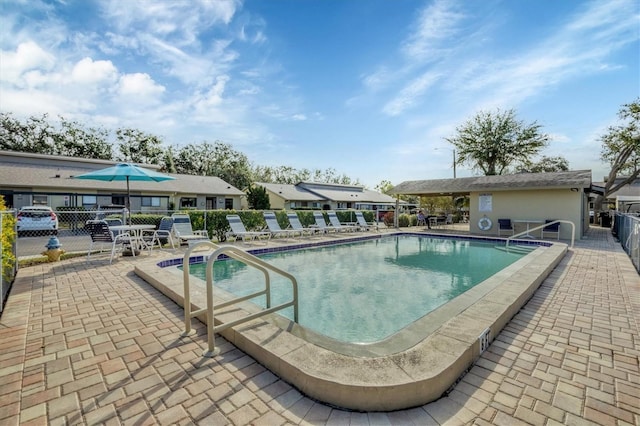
383;71;441;116
71;57;118;85
0;41;55;85
117;73;165;100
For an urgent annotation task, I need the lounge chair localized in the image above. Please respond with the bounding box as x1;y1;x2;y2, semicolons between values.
86;220;133;264
354;211;379;231
497;218;514;236
171;213;209;245
263;211;299;239
327;211;358;232
312;212;338;234
226;215;270;244
542;219;560;240
286;213;320;238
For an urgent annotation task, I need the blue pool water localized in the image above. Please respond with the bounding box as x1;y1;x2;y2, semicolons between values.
183;235;527;343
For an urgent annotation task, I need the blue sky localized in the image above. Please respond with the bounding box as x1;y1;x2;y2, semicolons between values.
1;0;638;188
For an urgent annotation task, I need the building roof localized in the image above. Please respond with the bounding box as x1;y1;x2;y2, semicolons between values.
297;182;397;204
255;182;324;201
0;151;244;196
390;170;592;195
255;181;397;205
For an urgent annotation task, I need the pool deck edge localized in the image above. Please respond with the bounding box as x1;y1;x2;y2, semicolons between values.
133;237;568;411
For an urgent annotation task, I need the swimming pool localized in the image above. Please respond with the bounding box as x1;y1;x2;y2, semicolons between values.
135;231;567;410
182;235;527;343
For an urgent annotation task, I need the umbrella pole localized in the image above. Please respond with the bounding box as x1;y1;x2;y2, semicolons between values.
126;176;131;225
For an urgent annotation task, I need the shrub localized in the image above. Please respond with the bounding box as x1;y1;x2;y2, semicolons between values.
1;196;16;285
398;213;411;227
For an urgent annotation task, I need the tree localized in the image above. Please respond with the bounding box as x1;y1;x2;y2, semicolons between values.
516;156;569;173
0;113;55;154
246;185;271;209
115;128;165;165
596;98;640;211
174;141;253;190
0;113;113;159
375;180;394;194
52;117;112;159
445;109;549;175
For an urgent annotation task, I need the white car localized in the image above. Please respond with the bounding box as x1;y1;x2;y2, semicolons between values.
17;206;59;236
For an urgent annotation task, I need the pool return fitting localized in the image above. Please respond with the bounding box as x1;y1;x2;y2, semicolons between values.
182;241;299;357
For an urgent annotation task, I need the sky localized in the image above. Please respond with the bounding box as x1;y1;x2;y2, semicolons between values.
1;0;638;188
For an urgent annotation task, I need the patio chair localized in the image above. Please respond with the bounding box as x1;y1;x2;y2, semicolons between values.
226;215;271;244
171;213;209;245
327;211;358;232
263;211;299;239
286;213;320;238
312;212;339;234
354;211;379;231
497;218;514;236
542;219;560;240
86;220;133;264
143;216;175;250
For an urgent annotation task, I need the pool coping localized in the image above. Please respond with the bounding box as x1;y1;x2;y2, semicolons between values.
135;232;567;411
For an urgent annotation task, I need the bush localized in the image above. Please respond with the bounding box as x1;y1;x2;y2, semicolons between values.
1;196;16;285
398;213;411;227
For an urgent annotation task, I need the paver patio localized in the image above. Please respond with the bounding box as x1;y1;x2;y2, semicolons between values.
0;226;638;425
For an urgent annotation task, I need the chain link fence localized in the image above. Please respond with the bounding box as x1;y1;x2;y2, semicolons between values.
15;208;383;260
613;212;640;273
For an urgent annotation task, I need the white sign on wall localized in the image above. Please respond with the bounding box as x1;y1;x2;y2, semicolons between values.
479;193;493;212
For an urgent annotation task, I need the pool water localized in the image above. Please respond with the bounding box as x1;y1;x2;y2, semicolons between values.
184;235;526;343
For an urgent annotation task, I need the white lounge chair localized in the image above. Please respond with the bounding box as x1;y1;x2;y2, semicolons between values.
354;211;379;231
171;213;209;245
263;212;299;239
226;215;270;244
312;212;338;234
327;211;358;232
286;213;320;238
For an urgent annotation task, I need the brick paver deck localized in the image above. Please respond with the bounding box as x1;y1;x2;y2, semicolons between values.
1;226;638;425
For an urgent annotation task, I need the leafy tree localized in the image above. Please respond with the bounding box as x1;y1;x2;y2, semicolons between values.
596;98;640;211
0;113;55;154
516;156;569;173
246;185;271;209
116;128;165;165
162;146;177;173
446;109;549;175
375;180;394;194
0;113;112;159
52;117;112;159
175;141;253;189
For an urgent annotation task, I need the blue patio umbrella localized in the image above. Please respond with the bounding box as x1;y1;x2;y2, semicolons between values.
74;163;176;222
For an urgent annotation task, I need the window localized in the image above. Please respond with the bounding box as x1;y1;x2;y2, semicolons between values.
225;198;234;209
141;197;161;207
32;194;48;206
180;198;197;208
82;195;97;207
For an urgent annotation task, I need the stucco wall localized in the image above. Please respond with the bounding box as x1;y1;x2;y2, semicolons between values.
469;189;585;240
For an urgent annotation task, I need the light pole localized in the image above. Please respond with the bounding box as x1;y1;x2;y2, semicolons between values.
435;147;456;178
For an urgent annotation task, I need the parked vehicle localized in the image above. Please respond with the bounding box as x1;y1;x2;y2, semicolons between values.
17;206;59;236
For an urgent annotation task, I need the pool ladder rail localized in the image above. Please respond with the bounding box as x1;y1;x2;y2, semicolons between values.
182;241;299;357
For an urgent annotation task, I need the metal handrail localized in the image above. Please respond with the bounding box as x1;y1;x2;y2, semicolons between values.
506;220;575;248
182;241;299;357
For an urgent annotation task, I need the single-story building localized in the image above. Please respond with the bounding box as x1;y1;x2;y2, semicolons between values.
390;170;592;240
255;181;400;213
0;150;245;211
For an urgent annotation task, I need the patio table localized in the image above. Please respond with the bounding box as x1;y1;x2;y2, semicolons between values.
512;219;544;238
109;224;156;255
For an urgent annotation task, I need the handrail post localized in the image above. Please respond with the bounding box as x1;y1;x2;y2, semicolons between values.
181;242;299;357
506;220;575;248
